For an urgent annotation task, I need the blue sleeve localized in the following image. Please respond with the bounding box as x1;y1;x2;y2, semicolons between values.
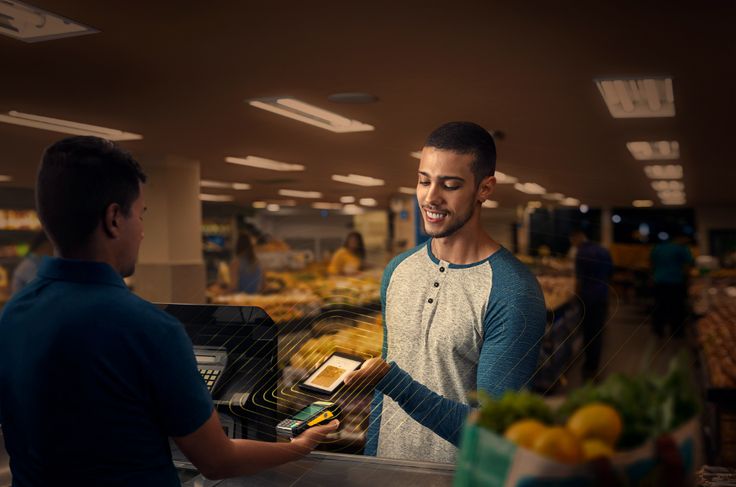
373;257;547;447
148;320;214;437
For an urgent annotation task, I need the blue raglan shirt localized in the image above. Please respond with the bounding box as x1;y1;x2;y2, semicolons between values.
365;241;546;463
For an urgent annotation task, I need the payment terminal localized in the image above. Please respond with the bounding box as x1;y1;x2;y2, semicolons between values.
276;401;341;438
193;346;228;393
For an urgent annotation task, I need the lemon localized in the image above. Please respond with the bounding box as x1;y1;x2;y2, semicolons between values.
582;438;615;460
566;403;622;447
531;427;584;465
504;419;548;449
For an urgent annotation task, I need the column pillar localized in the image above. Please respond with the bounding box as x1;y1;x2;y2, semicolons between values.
134;155;205;304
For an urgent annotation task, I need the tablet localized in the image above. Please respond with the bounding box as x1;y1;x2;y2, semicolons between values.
299;352;364;395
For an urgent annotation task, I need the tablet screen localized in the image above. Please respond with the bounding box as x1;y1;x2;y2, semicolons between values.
301;353;363;394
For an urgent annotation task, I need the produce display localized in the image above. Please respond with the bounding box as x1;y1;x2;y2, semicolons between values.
536;275;575;311
694;278;736;389
475;352;699;464
212;292;321;323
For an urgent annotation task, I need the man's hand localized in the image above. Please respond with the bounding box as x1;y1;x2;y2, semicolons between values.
344;357;390;390
290;420;340;455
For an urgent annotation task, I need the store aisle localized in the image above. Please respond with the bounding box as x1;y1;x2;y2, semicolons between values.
557;302;690;394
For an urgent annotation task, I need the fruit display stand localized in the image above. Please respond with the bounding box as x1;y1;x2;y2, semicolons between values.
456;354;701;486
692;276;736;467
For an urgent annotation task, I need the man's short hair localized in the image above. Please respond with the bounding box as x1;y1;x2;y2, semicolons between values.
425;121;497;184
36;136;147;254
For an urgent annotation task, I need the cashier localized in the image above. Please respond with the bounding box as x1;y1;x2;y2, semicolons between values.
345;122;546;464
0;136;337;487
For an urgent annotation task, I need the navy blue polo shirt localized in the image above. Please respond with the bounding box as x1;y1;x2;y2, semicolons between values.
0;258;213;486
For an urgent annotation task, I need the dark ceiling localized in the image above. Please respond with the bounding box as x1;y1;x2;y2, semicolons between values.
1;1;735;209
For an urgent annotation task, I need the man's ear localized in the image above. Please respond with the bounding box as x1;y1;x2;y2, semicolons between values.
478;175;496;203
103;203;122;239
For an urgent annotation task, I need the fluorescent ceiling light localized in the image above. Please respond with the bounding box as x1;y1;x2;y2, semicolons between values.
632;200;654;208
312;202;342;210
225;156;304;172
339;196;355;203
482;200;499;208
252;201;267;208
200;180;251;190
643;165;682;179
658;189;686;199
199;194;234;202
514;182;546;195
342;204;365;215
661;199;686;206
266;204;280;212
332;173;385;187
595;77;675;118
398;187;416;195
359;198;377;207
543;192;565;201
248;97;374;133
651;180;685;192
527;201;543;209
495;171;518;184
0;1;98;42
0;175;12;182
278;189;322;199
0;111;142;140
626;141;679;160
561;197;580;206
410;151;422;159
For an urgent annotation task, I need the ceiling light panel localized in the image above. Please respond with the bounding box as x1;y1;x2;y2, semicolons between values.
561;197;580;206
199;194;234;202
0;175;12;182
359;198;377;207
339;196;355;203
225;156;304;172
312;202;343;210
398;187;416;195
200;180;251;190
248;97;373;133
0;111;141;140
514;182;546;195
331;174;385;187
626;141;680;160
543;193;565;201
410;151;422;159
632;200;654;208
342;204;365;215
278;189;322;199
651;180;685;192
495;171;518;184
596;77;675;118
482;200;499;208
0;1;98;42
252;201;267;208
644;165;683;179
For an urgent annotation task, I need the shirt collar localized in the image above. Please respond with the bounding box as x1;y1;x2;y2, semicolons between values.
37;257;127;289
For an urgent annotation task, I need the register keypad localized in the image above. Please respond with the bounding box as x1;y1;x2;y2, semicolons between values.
199;368;221;391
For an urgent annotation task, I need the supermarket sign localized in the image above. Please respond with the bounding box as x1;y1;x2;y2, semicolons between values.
0;210;41;231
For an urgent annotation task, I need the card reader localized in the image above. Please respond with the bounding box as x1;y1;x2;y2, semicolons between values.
276;401;341;438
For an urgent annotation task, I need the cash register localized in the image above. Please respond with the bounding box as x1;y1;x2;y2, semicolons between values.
158;304;278;441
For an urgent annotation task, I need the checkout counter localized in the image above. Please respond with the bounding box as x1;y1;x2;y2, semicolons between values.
164;304;456;486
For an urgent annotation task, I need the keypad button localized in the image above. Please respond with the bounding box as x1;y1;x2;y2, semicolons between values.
439;267;445;272
434;282;439;287
428;298;434;304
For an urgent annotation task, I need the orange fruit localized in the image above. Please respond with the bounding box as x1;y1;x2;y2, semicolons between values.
504;420;548;449
531;427;584;465
566;403;622;447
582;438;615;461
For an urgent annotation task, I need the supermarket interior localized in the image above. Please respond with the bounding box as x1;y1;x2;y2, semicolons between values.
0;2;735;486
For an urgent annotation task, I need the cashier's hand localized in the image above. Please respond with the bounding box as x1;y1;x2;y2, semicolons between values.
290;420;340;454
344;357;390;390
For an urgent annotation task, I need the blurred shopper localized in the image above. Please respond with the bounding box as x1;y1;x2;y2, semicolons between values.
570;229;613;382
650;232;694;338
345;122;546;463
229;232;263;293
327;231;365;276
0;136;336;487
10;231;52;295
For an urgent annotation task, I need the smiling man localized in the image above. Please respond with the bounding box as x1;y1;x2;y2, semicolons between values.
346;121;546;463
